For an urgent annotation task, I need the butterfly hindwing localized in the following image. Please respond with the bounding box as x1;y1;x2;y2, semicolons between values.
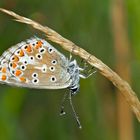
0;37;71;89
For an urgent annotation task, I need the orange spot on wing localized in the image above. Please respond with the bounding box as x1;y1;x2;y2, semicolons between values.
15;70;22;77
2;67;6;73
25;45;32;53
19;49;24;57
12;55;19;62
2;75;7;81
20;77;26;82
35;40;43;49
12;63;17;69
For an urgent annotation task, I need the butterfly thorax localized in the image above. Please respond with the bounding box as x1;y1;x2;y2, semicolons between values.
67;60;80;95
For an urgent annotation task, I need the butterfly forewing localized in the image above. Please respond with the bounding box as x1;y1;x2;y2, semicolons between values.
0;37;71;89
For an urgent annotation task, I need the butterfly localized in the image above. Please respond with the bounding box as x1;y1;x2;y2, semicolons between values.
0;36;95;128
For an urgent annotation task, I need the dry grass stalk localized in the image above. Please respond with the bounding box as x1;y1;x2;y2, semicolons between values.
0;8;140;122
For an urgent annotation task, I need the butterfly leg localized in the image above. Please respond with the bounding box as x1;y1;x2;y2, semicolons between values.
60;91;69;116
79;69;97;79
79;58;88;71
69;91;82;129
84;67;97;78
79;60;97;79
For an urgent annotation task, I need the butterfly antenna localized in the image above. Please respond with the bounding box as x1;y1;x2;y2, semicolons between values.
60;91;69;116
69;92;82;129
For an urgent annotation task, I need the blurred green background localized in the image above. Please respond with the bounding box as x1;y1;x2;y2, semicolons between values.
0;0;140;140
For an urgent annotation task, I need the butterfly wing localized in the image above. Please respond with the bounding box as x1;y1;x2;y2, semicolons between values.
0;37;72;89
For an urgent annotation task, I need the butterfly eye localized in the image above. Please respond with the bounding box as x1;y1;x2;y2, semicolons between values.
49;66;55;72
36;54;42;60
50;76;56;82
51;60;57;65
48;47;54;54
32;78;39;84
20;65;26;71
32;73;38;78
